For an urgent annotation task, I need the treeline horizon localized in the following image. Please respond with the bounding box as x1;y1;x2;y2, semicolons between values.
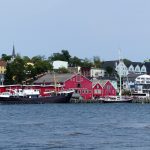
1;50;103;85
1;49;149;85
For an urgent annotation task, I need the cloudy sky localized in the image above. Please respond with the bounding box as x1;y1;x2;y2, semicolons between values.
0;0;150;61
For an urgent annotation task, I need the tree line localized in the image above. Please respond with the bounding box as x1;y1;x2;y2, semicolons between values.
1;50;102;84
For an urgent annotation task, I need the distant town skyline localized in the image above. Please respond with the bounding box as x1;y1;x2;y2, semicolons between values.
0;0;150;62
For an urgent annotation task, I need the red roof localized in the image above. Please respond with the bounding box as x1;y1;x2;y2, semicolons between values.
0;60;7;67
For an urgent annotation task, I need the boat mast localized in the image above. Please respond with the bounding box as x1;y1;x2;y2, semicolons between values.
119;49;122;99
53;71;57;95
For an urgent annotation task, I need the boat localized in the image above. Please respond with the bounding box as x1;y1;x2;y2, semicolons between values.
103;96;133;103
103;50;133;103
0;88;74;104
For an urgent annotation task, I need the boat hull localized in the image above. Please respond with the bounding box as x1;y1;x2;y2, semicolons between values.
103;99;133;103
103;100;132;103
0;92;73;104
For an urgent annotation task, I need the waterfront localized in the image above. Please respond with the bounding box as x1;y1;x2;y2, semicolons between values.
1;104;150;149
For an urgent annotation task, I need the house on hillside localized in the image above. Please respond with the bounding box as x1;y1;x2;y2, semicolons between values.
102;60;128;77
53;61;68;69
0;60;7;85
90;68;105;78
127;62;147;74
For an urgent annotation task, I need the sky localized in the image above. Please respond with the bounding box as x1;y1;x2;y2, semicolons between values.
0;0;150;62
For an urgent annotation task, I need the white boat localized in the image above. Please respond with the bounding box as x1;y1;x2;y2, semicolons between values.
103;96;133;103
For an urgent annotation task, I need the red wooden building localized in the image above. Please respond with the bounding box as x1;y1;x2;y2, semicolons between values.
64;74;116;100
92;80;116;98
102;80;116;97
92;82;103;98
64;74;93;100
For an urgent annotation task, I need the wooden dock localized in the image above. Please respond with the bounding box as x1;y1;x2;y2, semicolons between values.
71;97;150;103
70;98;104;103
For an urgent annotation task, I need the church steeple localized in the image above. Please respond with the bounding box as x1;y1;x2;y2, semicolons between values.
12;44;16;59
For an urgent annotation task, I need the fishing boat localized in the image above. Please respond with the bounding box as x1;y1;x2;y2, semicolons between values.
0;88;74;104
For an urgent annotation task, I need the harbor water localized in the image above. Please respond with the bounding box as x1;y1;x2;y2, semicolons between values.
1;103;150;149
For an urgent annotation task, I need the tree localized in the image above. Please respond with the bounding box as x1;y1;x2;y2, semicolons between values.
31;55;45;63
123;59;132;66
81;58;93;68
49;50;71;63
4;57;26;84
22;56;31;63
1;54;11;61
93;56;101;68
106;66;114;76
69;56;82;67
61;50;71;62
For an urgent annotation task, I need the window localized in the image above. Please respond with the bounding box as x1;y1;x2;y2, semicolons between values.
76;75;81;82
77;83;81;88
94;89;97;94
94;89;101;94
97;90;101;94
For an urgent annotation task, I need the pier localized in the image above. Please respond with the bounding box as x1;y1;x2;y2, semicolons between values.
70;97;150;103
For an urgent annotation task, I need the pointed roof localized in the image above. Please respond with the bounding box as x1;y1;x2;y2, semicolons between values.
0;60;7;67
12;45;16;58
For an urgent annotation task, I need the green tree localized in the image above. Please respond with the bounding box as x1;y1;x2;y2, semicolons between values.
81;58;93;68
93;56;101;68
61;50;71;62
23;56;31;63
49;50;71;63
4;57;26;84
106;66;114;76
1;54;11;61
69;56;82;67
123;59;132;66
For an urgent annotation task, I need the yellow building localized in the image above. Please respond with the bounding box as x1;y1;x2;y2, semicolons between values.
0;61;7;74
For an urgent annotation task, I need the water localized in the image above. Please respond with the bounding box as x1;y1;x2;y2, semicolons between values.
0;103;150;150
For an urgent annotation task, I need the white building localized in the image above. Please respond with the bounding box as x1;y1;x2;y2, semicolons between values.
135;74;150;84
115;60;128;77
135;74;150;95
53;61;68;69
90;68;105;77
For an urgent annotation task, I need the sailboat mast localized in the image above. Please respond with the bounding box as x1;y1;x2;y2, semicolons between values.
119;49;122;98
53;71;57;95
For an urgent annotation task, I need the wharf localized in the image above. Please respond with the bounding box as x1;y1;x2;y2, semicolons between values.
71;97;150;103
70;98;104;103
132;98;150;103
